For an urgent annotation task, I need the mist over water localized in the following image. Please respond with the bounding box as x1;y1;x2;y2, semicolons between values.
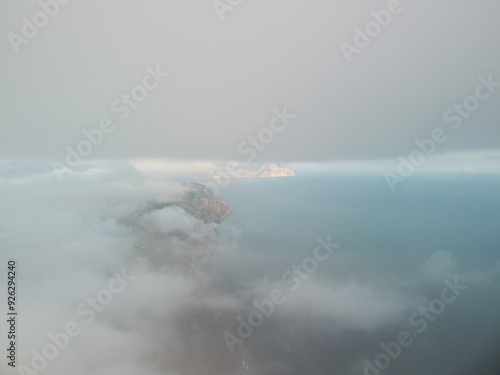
212;172;500;375
0;163;499;375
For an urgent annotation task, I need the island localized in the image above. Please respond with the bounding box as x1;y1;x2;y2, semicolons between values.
207;162;295;179
176;182;231;223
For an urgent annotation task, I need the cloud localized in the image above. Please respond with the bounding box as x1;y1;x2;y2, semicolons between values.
1;1;499;161
0;160;246;374
280;280;416;331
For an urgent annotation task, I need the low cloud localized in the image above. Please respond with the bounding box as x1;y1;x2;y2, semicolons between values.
0;160;499;375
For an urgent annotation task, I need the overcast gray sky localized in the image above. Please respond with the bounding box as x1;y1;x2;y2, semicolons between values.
1;0;499;162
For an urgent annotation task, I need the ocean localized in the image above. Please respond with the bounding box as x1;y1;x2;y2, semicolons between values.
211;171;500;375
218;172;500;269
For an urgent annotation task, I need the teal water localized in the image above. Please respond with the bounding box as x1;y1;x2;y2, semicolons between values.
217;172;500;278
213;172;500;375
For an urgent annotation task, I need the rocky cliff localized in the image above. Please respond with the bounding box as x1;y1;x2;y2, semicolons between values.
254;163;295;177
177;182;231;223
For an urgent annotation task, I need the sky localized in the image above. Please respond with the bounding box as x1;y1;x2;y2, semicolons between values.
0;0;499;163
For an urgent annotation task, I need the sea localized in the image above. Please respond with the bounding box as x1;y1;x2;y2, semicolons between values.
211;171;500;375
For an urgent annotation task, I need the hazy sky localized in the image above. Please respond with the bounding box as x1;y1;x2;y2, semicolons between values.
0;0;499;162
